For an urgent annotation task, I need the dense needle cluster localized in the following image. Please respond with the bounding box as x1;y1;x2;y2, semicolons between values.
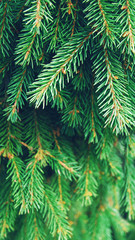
0;0;135;239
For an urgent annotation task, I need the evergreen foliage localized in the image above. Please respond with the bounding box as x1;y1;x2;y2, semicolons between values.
0;0;135;239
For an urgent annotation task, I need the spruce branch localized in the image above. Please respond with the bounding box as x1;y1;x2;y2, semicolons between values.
83;0;118;47
117;0;135;54
96;129;123;179
26;210;46;240
93;45;133;134
0;1;134;239
46;0;61;51
89;205;112;240
83;79;103;143
51;88;70;110
52;174;71;212
46;0;83;52
24;154;45;211
5;66;33;122
0;56;13;79
15;0;54;66
10;134;33;151
61;91;83;128
50;131;80;179
6;156;26;213
121;136;135;220
0;109;23;155
29;29;93;108
24;108;78;179
70;0;78;37
88;179;130;240
0;182;17;239
107;206;130;239
15;0;27;21
41;185;72;240
75;145;98;206
23;110;52;210
0;1;14;56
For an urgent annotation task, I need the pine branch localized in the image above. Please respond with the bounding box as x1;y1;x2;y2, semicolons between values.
0;181;17;239
96;130;123;178
7;156;26;213
26;210;46;240
93;45;133;134
61;90;84;128
51;88;70;110
121;136;135;220
0;56;13;79
41;184;72;240
52;174;71;212
22;110;51;210
0;109;23;155
5;66;34;122
89;205;112;240
29;28;93;108
83;78;103;143
22;107;79;179
75;145;98;206
0;1;14;56
24;154;45;211
126;67;135;118
46;0;82;51
15;0;54;66
50;131;80;179
0;1;134;239
83;0;118;47
107;206;130;239
117;0;135;55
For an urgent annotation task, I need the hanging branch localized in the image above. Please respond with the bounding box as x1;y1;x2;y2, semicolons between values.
75;145;98;206
15;0;54;66
93;43;133;134
83;0;118;47
6;66;33;122
83;76;103;143
71;0;78;37
7;156;26;213
61;92;83;128
121;136;135;220
29;29;93;107
0;2;13;56
0;183;17;239
118;0;135;55
0;115;26;212
26;210;46;240
41;185;72;240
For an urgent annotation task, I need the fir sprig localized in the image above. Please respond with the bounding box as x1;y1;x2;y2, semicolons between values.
83;0;119;48
15;0;54;67
0;1;134;239
0;182;17;239
93;45;133;134
29;28;92;107
0;1;14;56
5;66;34;122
